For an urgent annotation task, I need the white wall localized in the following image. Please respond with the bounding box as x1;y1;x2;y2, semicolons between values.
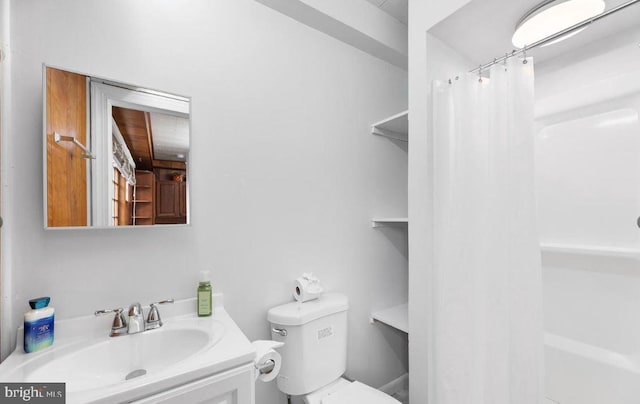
1;1;408;402
0;0;11;365
255;0;408;69
407;1;472;403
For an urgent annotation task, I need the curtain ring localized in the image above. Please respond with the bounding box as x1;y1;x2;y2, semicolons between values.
478;65;483;83
522;45;528;64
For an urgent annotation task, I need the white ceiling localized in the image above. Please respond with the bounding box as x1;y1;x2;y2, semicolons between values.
365;0;408;25
150;113;190;162
429;0;640;66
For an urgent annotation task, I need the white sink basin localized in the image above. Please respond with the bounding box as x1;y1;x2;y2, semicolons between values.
0;299;256;403
26;326;215;393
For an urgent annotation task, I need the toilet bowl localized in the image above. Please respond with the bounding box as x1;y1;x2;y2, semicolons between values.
267;293;401;404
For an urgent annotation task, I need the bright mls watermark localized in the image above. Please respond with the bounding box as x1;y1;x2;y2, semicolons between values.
0;383;65;403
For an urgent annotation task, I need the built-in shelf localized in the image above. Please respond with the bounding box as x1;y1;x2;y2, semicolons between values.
371;110;408;141
369;112;408;335
371;217;408;228
371;303;408;333
540;242;640;259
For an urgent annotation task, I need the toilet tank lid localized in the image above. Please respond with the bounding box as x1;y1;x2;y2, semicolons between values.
268;293;349;326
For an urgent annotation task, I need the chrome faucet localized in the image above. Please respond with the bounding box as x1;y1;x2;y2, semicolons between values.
95;299;174;337
127;302;145;334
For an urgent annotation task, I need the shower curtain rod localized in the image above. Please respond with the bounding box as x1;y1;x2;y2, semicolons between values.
470;0;640;73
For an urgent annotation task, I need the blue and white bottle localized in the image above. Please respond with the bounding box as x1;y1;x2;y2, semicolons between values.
24;297;55;353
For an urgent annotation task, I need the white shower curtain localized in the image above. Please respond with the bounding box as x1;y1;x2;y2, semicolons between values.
431;57;543;404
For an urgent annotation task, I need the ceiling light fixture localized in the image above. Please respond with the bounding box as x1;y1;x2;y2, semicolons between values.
512;0;606;48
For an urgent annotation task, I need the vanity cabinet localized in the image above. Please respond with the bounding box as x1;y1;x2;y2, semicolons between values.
0;300;256;404
130;363;255;404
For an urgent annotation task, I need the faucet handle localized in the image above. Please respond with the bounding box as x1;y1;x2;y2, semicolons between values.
151;299;175;306
95;308;127;337
146;299;174;330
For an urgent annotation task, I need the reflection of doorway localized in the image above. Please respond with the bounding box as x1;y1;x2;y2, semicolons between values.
111;107;188;226
111;119;135;226
90;82;189;227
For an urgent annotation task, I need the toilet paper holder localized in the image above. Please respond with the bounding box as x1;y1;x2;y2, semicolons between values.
252;340;284;382
256;359;276;375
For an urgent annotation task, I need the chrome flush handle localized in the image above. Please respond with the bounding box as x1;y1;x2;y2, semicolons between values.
272;328;287;337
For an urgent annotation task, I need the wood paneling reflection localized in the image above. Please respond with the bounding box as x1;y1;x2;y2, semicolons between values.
46;67;88;227
112;107;153;170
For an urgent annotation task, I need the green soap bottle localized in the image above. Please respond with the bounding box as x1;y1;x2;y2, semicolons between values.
198;271;212;317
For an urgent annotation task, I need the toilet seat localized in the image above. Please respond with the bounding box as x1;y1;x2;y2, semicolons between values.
321;381;400;404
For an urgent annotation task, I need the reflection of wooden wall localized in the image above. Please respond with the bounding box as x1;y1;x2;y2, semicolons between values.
46;67;88;227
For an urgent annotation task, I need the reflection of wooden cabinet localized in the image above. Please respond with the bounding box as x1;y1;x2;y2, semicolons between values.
133;170;154;225
154;168;187;224
156;181;180;218
179;182;187;217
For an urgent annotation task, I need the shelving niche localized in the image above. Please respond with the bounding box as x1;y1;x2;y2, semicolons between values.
133;170;154;226
370;111;409;334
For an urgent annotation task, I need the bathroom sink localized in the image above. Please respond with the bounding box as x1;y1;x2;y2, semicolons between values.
0;298;257;403
25;326;215;393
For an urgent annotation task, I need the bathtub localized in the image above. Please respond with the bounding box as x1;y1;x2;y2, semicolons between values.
540;248;640;404
545;332;640;404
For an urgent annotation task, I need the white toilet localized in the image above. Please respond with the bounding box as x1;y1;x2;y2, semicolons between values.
267;293;401;404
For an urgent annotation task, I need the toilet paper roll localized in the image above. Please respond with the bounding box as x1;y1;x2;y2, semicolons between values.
293;273;324;302
252;340;284;382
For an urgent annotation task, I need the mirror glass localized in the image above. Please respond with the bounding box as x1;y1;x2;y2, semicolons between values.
44;66;190;228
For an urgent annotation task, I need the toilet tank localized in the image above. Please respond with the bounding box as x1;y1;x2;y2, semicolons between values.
267;293;349;396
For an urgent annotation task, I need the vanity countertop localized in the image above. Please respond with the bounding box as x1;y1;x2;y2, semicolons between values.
0;297;256;403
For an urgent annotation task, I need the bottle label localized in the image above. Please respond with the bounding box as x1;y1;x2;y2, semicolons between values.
24;315;54;353
198;291;212;316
